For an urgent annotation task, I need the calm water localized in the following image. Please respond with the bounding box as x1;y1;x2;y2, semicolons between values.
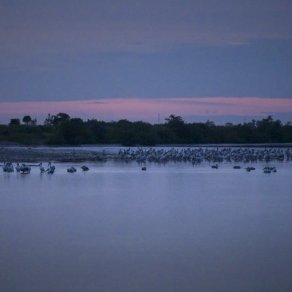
1;161;292;292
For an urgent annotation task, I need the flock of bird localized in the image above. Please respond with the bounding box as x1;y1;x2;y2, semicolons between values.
1;147;290;174
1;162;89;174
117;147;291;164
115;147;290;172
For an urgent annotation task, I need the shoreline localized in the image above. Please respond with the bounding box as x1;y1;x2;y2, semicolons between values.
0;147;109;162
1;144;292;163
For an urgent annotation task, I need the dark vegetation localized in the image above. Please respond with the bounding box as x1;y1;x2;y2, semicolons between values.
0;113;292;146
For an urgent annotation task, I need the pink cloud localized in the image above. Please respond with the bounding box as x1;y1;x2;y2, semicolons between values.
1;97;292;123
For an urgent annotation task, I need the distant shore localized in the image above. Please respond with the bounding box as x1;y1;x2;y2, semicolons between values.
0;146;109;162
1;144;292;163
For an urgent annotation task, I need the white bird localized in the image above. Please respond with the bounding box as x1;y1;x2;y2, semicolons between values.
39;163;46;173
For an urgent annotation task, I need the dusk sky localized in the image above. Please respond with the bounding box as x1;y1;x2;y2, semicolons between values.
0;0;292;123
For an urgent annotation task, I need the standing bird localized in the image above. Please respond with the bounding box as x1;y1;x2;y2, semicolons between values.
20;164;31;174
39;163;46;173
16;163;21;172
67;166;77;173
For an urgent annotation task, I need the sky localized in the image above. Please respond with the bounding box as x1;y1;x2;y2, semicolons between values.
0;0;292;123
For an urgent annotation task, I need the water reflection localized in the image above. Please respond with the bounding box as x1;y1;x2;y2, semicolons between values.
1;162;292;291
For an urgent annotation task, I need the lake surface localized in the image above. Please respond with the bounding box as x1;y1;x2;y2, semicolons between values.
1;161;292;291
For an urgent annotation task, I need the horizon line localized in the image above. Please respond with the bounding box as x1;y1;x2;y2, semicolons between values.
1;97;292;124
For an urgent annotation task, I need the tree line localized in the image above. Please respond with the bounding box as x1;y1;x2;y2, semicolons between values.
0;113;292;145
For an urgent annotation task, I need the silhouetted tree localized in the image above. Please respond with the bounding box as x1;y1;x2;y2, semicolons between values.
22;115;32;125
58;118;89;145
1;114;292;145
44;113;71;127
9;119;20;126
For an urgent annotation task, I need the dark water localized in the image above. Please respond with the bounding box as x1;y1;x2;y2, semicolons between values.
1;162;292;291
